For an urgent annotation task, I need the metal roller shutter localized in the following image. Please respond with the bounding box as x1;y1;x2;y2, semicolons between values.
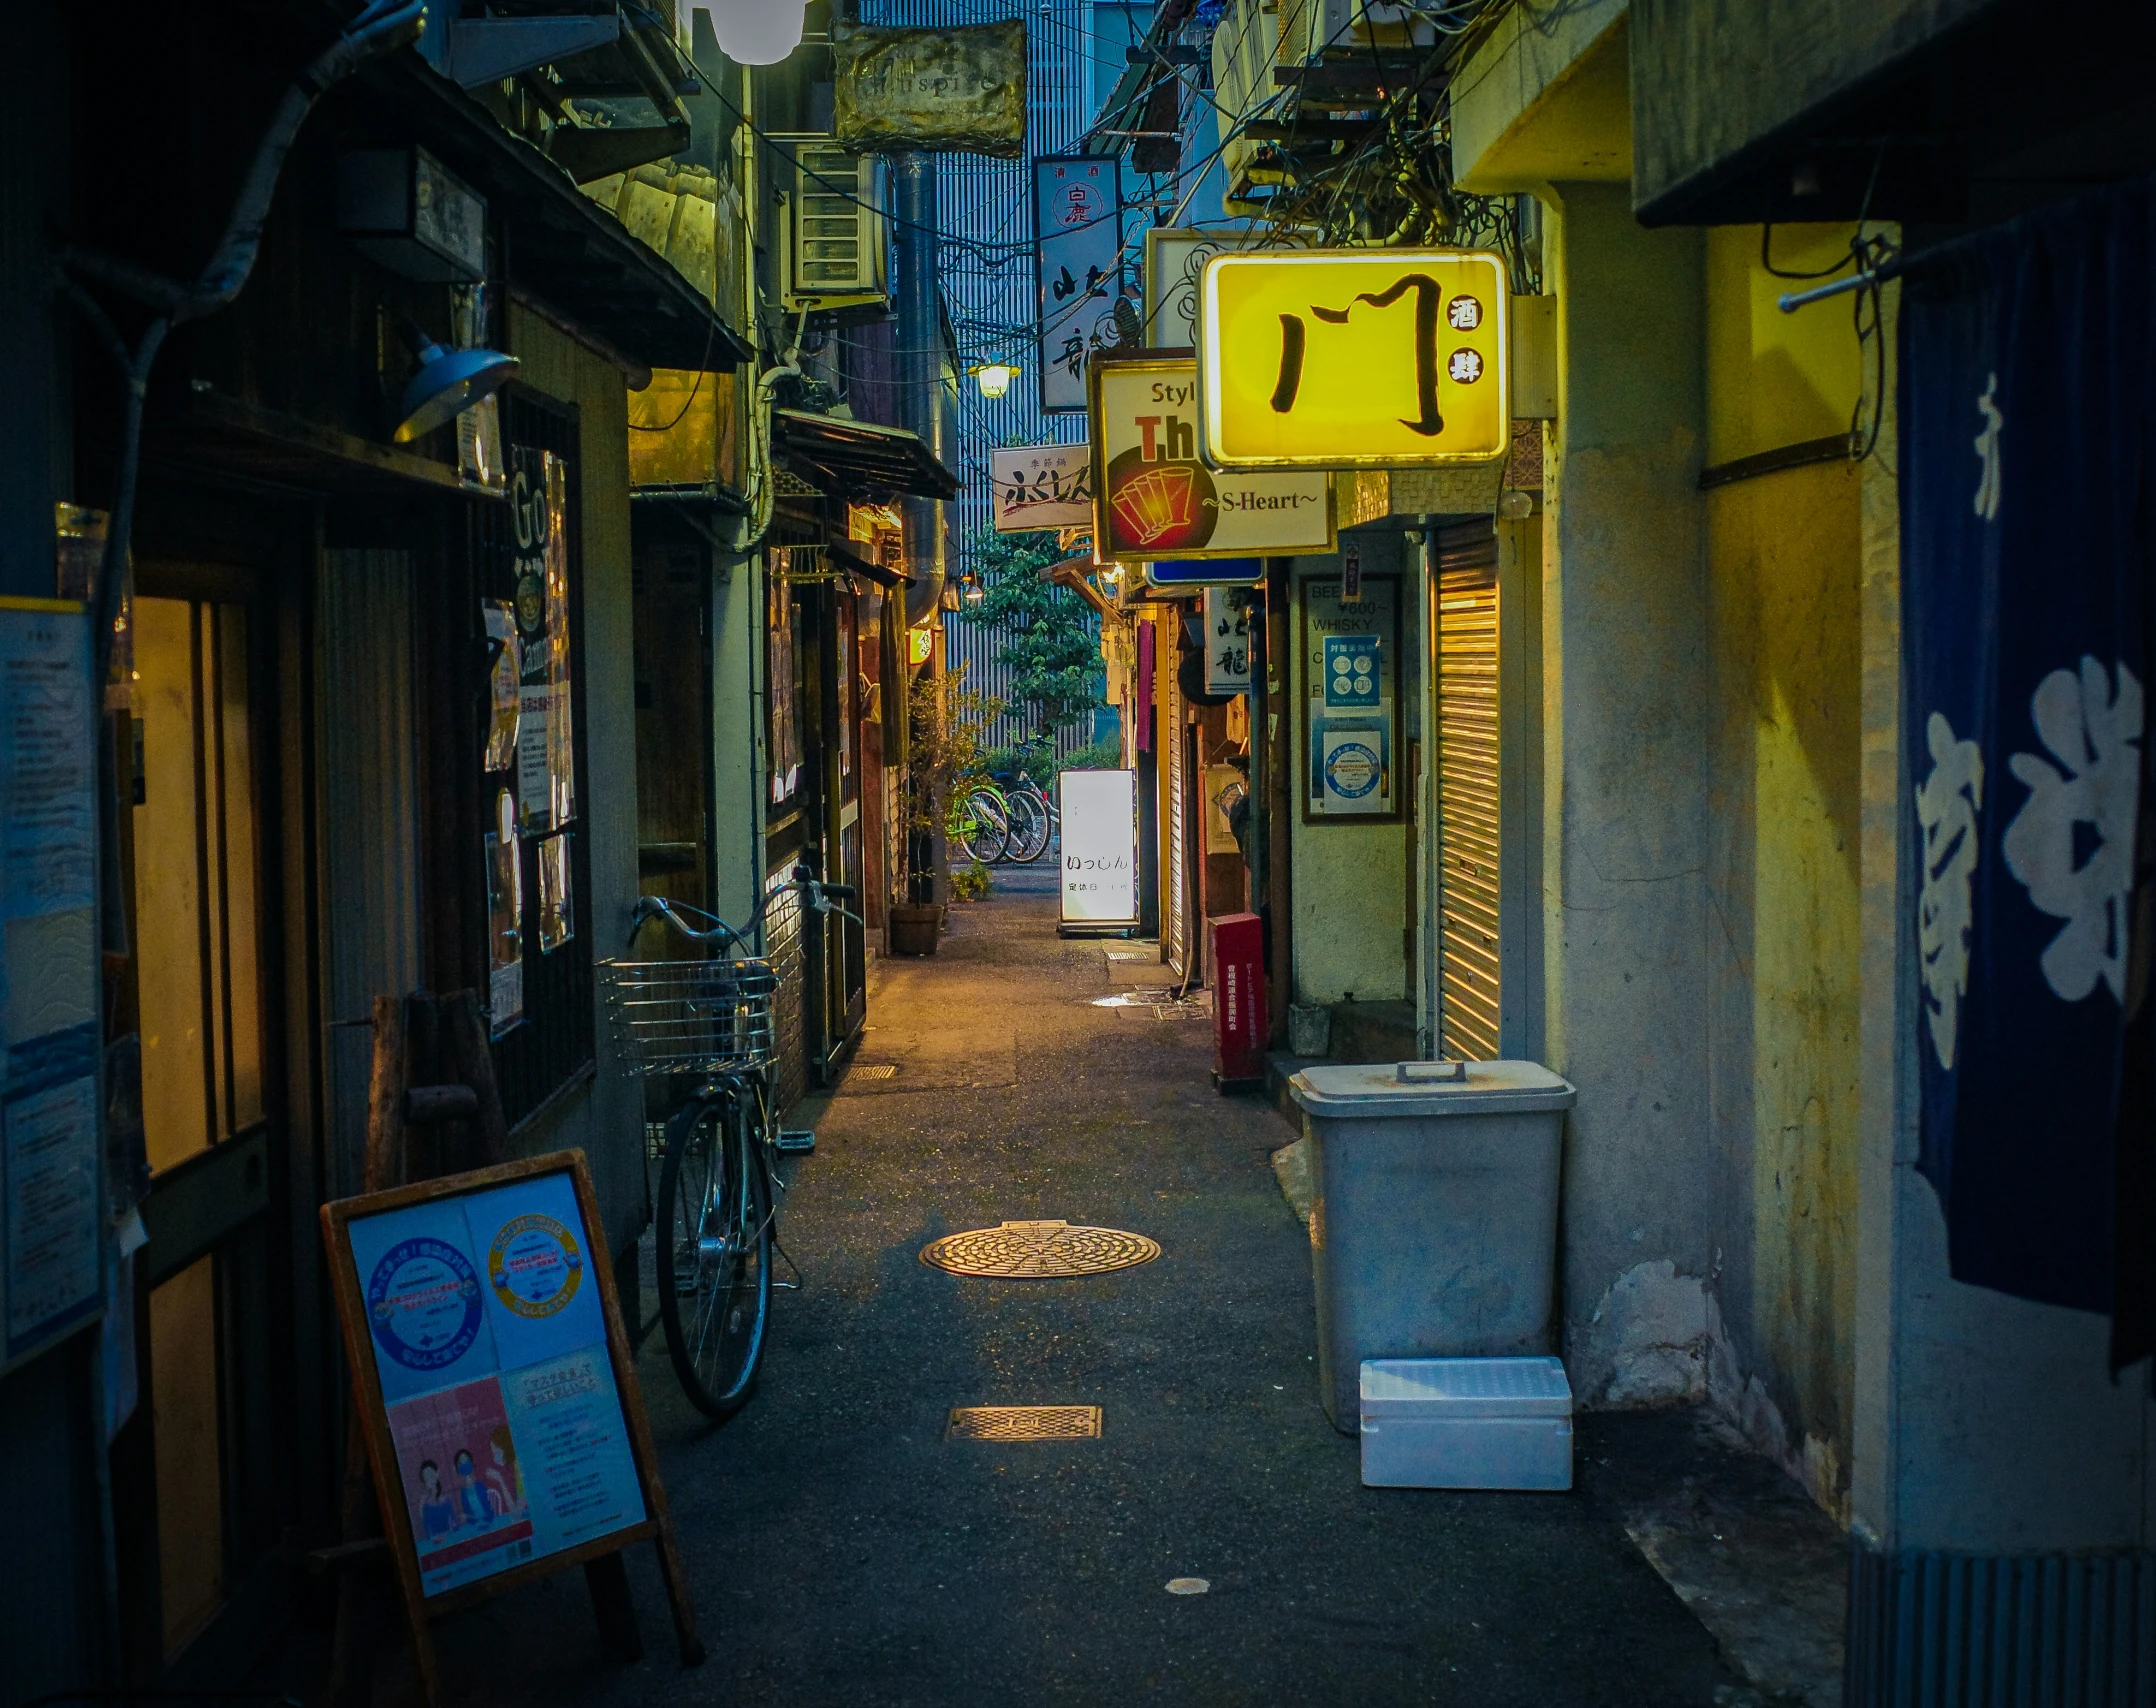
1436;525;1500;1060
1166;678;1190;984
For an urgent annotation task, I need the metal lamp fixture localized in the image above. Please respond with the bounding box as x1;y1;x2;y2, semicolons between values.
394;335;520;443
971;360;1019;400
711;0;807;65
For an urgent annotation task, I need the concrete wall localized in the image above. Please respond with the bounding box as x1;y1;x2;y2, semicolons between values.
1702;223;1866;1514
506;305;646;1251
1628;0;1994;216
1289;537;1414;1009
1539;180;1718;1408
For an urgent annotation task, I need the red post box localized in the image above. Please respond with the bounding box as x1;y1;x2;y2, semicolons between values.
1210;912;1267;1092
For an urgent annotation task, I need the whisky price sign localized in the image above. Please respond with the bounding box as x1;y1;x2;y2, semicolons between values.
1088;352;1333;563
1198;249;1510;469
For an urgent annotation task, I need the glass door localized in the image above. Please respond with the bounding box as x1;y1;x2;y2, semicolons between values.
127;591;272;1659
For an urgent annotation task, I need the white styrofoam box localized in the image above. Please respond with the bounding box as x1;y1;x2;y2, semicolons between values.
1359;1357;1574;1490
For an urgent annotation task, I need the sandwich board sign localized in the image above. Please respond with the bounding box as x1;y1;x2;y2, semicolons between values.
322;1151;700;1702
1058;768;1139;934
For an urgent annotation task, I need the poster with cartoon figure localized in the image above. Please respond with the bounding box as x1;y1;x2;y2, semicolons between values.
338;1164;645;1597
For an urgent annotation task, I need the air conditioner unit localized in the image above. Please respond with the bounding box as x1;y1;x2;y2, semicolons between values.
1277;0;1435;65
776;136;888;312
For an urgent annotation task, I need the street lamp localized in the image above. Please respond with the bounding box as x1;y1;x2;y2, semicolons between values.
710;0;806;65
970;361;1019;400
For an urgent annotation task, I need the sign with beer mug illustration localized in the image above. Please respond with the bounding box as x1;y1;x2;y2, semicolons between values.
1197;250;1511;468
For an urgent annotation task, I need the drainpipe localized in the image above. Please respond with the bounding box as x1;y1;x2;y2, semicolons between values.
891;152;945;626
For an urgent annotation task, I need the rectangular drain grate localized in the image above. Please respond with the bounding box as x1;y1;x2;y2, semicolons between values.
946;1405;1101;1441
852;1064;897;1080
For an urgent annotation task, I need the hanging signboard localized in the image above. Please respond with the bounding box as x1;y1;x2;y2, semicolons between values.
1143;228;1227;348
832;22;1028;158
0;596;103;1375
1057;768;1139;933
1302;573;1402;822
1035;157;1129;414
1143;556;1265;590
1091;353;1334;562
1198;249;1511;468
1203;586;1254;696
990;443;1093;533
322;1152;701;1700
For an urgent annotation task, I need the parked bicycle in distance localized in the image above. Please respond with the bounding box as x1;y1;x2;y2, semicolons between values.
600;866;858;1420
949;768;1057;866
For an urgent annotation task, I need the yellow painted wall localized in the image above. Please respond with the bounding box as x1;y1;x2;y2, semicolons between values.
1704;223;1864;1511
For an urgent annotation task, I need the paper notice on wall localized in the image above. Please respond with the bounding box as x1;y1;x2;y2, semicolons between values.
4;1070;101;1359
0;602;95;919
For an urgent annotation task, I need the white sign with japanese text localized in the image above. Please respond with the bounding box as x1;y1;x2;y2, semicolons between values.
1058;768;1139;928
990;444;1093;533
1204;587;1253;696
1034;156;1128;413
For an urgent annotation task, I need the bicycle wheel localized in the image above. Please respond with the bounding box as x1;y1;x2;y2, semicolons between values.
656;1092;772;1421
1005;789;1052;862
955;791;1008;863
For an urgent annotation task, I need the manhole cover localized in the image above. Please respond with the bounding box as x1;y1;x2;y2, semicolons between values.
920;1220;1161;1279
947;1405;1101;1441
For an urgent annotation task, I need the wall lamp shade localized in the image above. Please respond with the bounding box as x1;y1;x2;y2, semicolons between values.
972;361;1018;399
712;0;807;65
394;339;520;443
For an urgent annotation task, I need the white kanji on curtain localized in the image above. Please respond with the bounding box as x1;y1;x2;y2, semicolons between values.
1917;711;1986;1069
2002;656;2145;1002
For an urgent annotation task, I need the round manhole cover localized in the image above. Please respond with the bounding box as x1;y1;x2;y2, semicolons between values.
920;1220;1161;1279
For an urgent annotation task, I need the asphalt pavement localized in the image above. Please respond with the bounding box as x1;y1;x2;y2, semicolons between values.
414;862;1740;1707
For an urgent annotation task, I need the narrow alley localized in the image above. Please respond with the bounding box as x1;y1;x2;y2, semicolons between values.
410;874;1738;1708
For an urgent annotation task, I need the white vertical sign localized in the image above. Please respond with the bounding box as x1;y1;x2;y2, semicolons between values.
1035;156;1126;413
1058;768;1139;927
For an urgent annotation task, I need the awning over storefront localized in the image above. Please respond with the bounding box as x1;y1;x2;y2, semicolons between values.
355;53;754;372
772;410;962;503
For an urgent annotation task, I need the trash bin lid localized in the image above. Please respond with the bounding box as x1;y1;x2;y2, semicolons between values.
1289;1059;1575;1117
1361;1356;1573;1419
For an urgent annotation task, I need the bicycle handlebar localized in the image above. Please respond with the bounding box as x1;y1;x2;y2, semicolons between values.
627;866;861;953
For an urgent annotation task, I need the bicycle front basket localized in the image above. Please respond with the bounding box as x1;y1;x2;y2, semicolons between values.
599;955;779;1079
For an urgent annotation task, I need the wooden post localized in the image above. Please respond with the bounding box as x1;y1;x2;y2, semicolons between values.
442;989;511;1168
325;995;411;1708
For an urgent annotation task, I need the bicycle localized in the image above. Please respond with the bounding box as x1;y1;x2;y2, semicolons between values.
600;867;858;1420
950;786;1010;864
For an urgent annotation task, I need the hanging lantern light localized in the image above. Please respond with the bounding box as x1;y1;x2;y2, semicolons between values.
711;0;807;65
970;361;1019;400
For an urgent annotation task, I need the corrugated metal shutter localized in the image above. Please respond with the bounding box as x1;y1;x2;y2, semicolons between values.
1166;707;1189;981
1436;525;1500;1061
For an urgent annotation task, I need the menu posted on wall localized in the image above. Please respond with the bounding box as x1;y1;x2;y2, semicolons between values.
327;1158;647;1599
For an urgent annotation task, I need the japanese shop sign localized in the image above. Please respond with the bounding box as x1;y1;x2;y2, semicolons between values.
1198;250;1510;468
1204;587;1253;696
832;22;1028;158
1302;573;1402;822
1035;156;1130;414
1090;354;1333;563
990;443;1092;532
1058;768;1139;930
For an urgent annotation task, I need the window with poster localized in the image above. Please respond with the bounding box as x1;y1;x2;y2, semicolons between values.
477;397;593;1123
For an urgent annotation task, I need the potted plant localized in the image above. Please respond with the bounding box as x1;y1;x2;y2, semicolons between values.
888;662;1001;955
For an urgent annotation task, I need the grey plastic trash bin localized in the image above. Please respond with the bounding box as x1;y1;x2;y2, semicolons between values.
1288;1060;1576;1432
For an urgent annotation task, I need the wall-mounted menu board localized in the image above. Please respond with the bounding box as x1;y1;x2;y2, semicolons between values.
322;1151;699;1701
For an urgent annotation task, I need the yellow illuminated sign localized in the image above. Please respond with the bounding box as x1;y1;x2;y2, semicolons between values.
1198;250;1510;468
